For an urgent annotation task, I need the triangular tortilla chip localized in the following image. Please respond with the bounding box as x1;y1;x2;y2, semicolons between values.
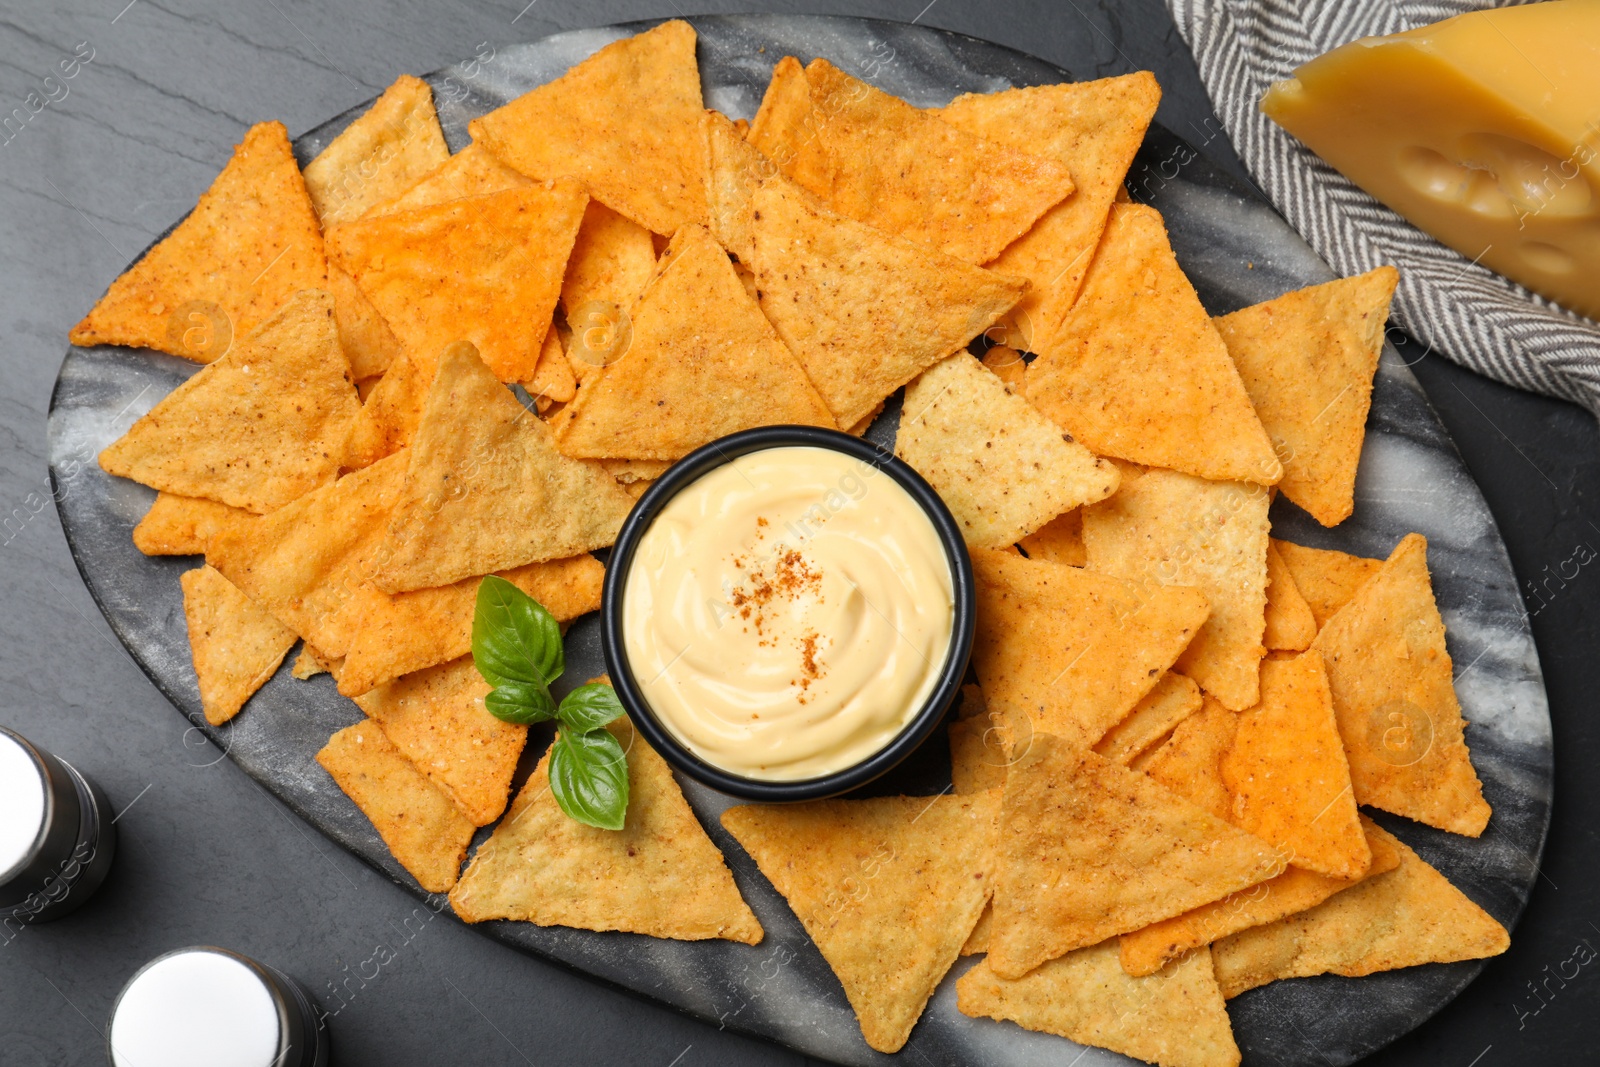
1141;700;1240;821
1083;467;1271;710
1273;538;1383;629
980;344;1027;393
317;719;475;893
747;56;831;196
354;656;526;826
938;73;1162;353
374;342;635;592
551;225;835;459
751;179;1026;429
524;326;577;406
958;941;1240;1067
292;643;339;680
972;547;1210;749
988;737;1282;978
69;122;327;359
133;492;255;556
327;263;403;380
302;74;450;225
179;564;296;725
1212;822;1509;997
896;352;1120;547
560;200;659;318
99;289;361;513
950;704;1011;795
748;59;1075;265
1215;268;1399;527
722;792;999;1053
346;349;428;467
1093;671;1203;765
1017;507;1085;566
374;141;533;214
702;109;778;263
1026;203;1282;484
327;182;589;383
1264;539;1317;651
468;21;708;235
450;718;762;943
1311;534;1491;836
1120;817;1401;977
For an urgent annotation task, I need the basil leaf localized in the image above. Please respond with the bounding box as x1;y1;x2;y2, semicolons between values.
548;728;629;831
558;683;625;734
485;680;557;725
471;575;564;689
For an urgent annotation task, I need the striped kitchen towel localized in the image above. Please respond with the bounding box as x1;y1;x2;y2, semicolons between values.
1167;0;1600;415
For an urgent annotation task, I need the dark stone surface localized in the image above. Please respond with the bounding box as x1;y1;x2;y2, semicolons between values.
0;3;1594;1066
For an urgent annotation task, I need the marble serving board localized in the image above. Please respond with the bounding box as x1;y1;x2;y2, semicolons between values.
46;16;1552;1067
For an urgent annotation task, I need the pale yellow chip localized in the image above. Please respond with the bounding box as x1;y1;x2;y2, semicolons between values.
560;200;659;319
292;643;339;681
524;326;577;405
99;289;362;514
1026;204;1282;484
1273;538;1383;630
750;178;1026;430
317;719;475;893
1017;507;1084;566
374;342;636;593
551;225;835;459
1093;672;1204;765
1215;268;1399;527
355;656;526;826
70;122;327;360
450;718;763;944
987;737;1282;979
972;547;1210;750
939;73;1162;353
327;263;403;381
958;940;1240;1067
133;492;255;556
749;58;1075;265
1264;539;1317;651
1212;822;1509;997
179;565;296;726
469;21;708;235
346;350;429;467
302;75;450;225
896;352;1120;547
374;141;532;214
327;182;589;383
1311;533;1491;837
722;792;999;1053
1084;467;1271;710
702;109;775;263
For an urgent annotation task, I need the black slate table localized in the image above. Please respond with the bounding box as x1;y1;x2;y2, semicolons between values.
2;3;1595;1065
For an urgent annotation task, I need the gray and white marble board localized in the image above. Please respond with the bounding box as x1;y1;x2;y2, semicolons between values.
45;16;1552;1067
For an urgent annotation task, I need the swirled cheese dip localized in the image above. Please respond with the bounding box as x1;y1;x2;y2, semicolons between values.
623;446;954;781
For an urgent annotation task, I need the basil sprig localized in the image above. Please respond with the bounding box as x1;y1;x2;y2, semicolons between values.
471;576;629;830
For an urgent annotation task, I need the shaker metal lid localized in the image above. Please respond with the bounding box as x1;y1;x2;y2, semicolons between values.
109;948;282;1067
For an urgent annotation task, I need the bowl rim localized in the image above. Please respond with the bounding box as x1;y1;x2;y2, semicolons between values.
600;424;976;802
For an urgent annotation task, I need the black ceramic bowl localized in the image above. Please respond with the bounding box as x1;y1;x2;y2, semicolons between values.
601;425;975;802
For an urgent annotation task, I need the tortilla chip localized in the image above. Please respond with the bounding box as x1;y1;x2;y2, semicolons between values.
374;342;635;592
950;708;1010;795
751;179;1026;429
961;903;995;956
1094;672;1204;765
1212;822;1509;997
959;941;1240;1067
551;225;835;459
979;345;1027;394
722;792;999;1052
939;73;1162;353
749;59;1075;265
302;75;449;225
1215;268;1399;527
1026;204;1282;484
747;56;828;191
1120;818;1401;977
337;554;604;696
346;350;429;467
328;182;588;383
69;122;327;359
292;643;338;680
179;565;296;725
468;21;708;235
316;719;475;893
1017;507;1085;566
972;547;1210;750
1083;467;1271;710
327;263;403;380
987;737;1282;979
1311;534;1491;837
1273;538;1383;629
1264;540;1317;651
99;289;361;513
702;109;775;263
375;141;532;214
133;492;255;556
1141;701;1240;821
560;200;658;319
524;326;577;405
354;656;525;826
896;353;1120;547
450;718;762;943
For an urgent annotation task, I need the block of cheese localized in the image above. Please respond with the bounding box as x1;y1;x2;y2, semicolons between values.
1261;0;1600;320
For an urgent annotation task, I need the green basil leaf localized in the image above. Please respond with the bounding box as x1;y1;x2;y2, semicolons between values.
471;575;564;689
548;728;629;831
558;683;625;734
485;680;558;725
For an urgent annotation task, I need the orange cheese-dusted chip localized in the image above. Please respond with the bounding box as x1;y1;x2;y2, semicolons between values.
525;326;577;406
1264;539;1317;651
1273;537;1383;629
180;565;296;725
1141;700;1240;821
374;141;532;214
1093;672;1203;765
346;350;429;467
133;493;255;556
302;74;450;225
327;264;403;381
979;344;1027;394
